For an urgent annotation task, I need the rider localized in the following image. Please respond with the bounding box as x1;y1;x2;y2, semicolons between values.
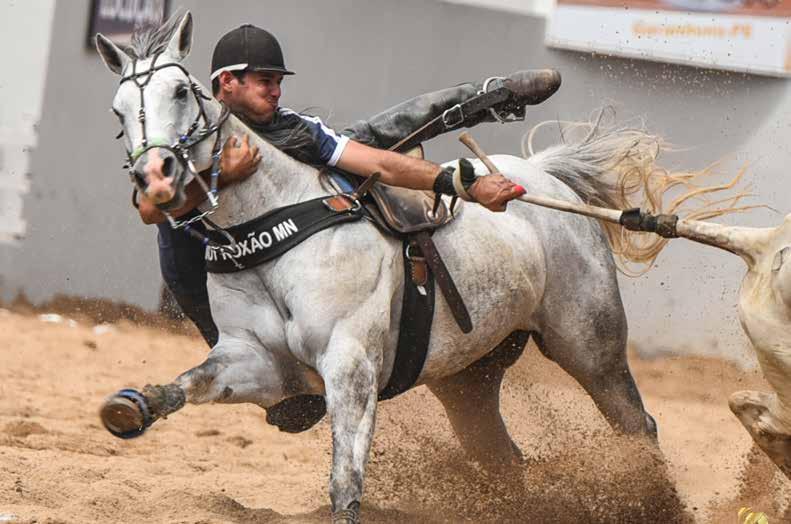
138;24;560;433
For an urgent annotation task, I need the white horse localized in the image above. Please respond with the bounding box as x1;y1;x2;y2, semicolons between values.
96;13;668;522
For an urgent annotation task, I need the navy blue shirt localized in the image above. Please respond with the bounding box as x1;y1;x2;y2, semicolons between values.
277;107;350;166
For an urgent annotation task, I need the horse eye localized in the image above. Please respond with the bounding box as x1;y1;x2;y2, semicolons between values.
175;85;189;100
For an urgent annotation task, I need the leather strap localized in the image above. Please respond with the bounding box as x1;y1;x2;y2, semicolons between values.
451;160;476;202
351;171;380;200
413;231;473;333
619;208;679;238
388;84;513;154
204;196;365;273
378;239;436;401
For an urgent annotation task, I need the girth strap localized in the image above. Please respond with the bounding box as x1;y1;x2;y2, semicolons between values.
378;239;436;401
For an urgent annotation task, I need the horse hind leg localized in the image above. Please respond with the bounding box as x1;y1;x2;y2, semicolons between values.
427;331;530;470
534;302;657;440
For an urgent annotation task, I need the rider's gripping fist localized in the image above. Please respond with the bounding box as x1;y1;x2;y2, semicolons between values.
433;158;526;212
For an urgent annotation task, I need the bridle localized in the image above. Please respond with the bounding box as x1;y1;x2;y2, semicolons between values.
117;53;235;247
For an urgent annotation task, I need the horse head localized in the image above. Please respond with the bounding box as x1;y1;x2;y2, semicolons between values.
95;12;224;213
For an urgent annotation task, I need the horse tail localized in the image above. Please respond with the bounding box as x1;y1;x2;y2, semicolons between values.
523;108;758;276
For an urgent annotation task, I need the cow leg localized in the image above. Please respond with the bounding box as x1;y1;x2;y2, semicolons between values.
100;340;277;438
319;336;378;524
730;390;791;480
427;331;529;471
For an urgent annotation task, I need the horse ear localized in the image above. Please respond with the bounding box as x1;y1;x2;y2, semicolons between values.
165;11;193;61
95;33;130;75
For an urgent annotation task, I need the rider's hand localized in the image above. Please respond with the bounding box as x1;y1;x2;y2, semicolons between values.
468;174;526;212
219;134;261;187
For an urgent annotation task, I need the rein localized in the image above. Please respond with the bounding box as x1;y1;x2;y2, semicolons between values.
118;53;236;252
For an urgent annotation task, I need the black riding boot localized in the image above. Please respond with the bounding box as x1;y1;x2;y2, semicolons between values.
343;69;561;149
344;84;481;148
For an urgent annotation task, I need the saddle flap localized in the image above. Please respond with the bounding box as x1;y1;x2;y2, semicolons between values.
366;184;461;234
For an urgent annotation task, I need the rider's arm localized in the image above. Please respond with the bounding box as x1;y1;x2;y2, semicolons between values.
336;140;441;191
336;140;525;212
293;111;524;211
137;134;261;225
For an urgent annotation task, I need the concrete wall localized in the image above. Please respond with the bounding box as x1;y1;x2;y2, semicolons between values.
442;0;553;16
2;0;789;362
0;0;56;243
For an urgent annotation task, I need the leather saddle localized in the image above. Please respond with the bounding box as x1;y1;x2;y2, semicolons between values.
330;146;463;236
365;183;461;235
328;161;472;337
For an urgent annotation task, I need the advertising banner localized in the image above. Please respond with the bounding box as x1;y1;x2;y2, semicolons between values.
87;0;169;48
546;0;791;76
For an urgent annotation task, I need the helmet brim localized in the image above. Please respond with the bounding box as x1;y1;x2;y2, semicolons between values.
248;65;295;76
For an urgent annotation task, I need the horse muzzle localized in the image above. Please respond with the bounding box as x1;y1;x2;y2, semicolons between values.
133;148;183;205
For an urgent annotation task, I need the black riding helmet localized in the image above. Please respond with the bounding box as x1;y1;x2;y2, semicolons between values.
210;24;295;81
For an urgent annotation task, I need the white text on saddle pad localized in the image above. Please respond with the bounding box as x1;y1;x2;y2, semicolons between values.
205;219;299;262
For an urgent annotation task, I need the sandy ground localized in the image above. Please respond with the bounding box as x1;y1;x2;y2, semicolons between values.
0;308;788;523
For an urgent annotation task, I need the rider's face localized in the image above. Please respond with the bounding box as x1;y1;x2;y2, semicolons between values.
221;70;283;124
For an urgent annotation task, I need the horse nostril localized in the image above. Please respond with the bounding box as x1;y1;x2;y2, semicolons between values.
133;170;148;189
162;156;176;179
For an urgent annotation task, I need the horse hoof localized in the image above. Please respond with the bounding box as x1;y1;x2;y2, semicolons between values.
331;502;360;524
100;388;153;439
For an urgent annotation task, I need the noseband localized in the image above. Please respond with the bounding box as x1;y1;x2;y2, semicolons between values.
118;53;232;239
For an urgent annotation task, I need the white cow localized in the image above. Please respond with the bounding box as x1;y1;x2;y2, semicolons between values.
672;215;791;478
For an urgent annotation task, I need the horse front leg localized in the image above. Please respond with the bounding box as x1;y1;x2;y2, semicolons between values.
100;340;278;438
320;336;379;524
